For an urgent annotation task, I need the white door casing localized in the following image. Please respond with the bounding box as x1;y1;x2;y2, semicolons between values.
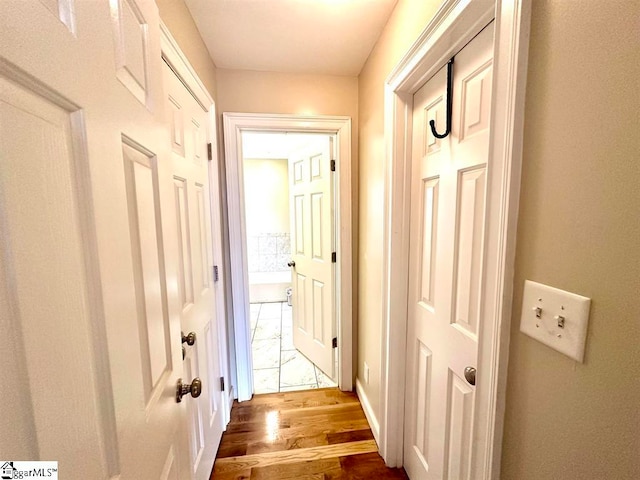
1;2;227;478
380;0;532;475
222;113;352;401
163;61;225;479
288;137;335;377
403;23;494;480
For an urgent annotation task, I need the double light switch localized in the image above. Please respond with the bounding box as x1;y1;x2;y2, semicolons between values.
520;280;591;362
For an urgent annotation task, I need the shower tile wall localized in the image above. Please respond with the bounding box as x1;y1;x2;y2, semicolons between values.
247;233;291;272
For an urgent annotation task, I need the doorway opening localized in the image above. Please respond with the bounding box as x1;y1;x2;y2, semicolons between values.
222;113;352;402
242;132;338;393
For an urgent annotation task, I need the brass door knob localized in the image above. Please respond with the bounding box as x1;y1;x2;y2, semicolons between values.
176;377;202;403
464;366;476;386
182;331;196;346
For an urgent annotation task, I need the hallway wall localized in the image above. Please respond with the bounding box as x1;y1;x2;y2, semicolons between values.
357;0;639;478
501;1;639;478
356;0;441;422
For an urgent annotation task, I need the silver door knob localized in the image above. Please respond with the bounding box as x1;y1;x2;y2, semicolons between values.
287;260;296;267
464;367;476;386
176;377;202;403
182;331;196;346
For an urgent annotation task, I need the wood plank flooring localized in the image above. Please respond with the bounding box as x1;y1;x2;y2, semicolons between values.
211;388;408;479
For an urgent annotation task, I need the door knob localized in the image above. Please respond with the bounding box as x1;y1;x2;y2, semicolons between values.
287;260;296;267
176;377;202;403
182;331;196;346
464;366;476;386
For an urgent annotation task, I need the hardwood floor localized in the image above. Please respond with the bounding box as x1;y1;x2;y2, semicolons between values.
211;388;408;479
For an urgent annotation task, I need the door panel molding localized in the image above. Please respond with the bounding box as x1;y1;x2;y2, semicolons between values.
122;139;173;409
380;0;532;476
0;60;121;477
222;113;353;401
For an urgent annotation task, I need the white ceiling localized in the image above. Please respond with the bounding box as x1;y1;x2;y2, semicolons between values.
184;0;398;76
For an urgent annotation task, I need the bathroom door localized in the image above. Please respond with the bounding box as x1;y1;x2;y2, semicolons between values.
288;137;335;377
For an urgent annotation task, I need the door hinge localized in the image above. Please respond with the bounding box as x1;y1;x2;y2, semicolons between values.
220;376;225;391
213;265;219;282
330;159;336;172
332;337;338;349
207;143;213;161
332;252;336;263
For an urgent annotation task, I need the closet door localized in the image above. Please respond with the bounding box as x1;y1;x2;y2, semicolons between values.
164;61;225;479
403;23;494;480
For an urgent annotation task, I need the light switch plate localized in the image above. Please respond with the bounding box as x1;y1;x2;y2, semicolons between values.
520;280;591;362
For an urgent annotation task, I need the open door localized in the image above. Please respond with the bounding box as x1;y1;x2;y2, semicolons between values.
288;137;335;378
1;1;223;478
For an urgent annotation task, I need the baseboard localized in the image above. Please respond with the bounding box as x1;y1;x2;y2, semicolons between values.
226;386;234;425
355;378;380;447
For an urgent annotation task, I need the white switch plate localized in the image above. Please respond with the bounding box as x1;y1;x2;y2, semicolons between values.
520;280;591;362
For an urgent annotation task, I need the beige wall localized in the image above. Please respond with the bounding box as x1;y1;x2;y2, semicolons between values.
357;0;441;417
156;0;217;99
216;69;358;167
243;159;290;236
216;69;358;119
501;1;639;478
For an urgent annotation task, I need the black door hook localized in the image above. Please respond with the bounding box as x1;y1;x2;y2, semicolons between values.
429;57;454;139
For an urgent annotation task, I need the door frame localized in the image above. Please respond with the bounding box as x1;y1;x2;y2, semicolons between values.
379;0;531;475
222;113;352;401
160;22;232;426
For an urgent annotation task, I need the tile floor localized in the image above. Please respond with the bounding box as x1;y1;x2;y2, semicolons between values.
250;301;337;393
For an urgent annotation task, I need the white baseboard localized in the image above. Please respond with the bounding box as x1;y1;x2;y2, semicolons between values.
355;378;380;447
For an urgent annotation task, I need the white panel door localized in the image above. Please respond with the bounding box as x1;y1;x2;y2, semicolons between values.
0;1;193;478
288;137;335;377
0;75;109;478
403;23;494;480
163;62;225;479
